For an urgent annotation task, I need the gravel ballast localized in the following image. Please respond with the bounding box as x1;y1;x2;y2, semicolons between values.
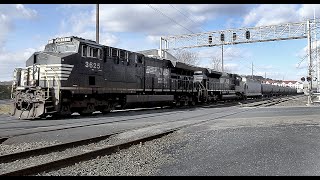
1;94;317;176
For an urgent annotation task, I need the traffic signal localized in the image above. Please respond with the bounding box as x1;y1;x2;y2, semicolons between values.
208;35;212;44
233;33;237;41
245;31;250;39
220;33;225;41
301;77;305;82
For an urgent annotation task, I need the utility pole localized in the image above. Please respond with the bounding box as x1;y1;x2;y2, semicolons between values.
314;8;320;93
96;4;99;44
251;62;253;79
221;44;224;72
307;20;313;106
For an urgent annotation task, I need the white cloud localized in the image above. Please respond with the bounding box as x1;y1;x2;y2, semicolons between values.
224;63;240;73
15;4;37;18
298;4;320;19
243;4;301;27
0;4;37;19
0;4;37;48
198;46;252;62
0;14;11;48
0;4;38;81
146;35;161;46
243;4;320;27
54;4;251;52
0;47;43;81
97;4;250;35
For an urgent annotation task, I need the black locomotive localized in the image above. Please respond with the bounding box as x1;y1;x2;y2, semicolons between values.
10;36;297;119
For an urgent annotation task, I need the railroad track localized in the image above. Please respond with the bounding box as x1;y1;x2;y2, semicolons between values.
0;96;277;138
239;95;301;107
0;96;300;176
0;95;299;142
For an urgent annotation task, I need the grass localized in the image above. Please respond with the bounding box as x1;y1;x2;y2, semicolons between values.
0;104;11;115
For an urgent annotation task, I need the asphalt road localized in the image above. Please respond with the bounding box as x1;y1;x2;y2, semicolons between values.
2;101;320;175
154;106;320;176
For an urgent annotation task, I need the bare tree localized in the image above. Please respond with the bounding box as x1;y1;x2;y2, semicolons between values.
171;49;200;66
210;57;231;72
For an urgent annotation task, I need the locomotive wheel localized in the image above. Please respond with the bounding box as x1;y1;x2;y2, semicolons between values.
175;101;181;107
101;103;114;114
59;104;72;117
183;100;188;106
190;100;196;106
79;104;95;116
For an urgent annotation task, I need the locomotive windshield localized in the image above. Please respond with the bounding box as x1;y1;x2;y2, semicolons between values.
44;42;78;53
44;37;79;53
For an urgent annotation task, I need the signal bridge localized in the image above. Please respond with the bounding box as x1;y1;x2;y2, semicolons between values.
160;19;320;105
160;20;320;50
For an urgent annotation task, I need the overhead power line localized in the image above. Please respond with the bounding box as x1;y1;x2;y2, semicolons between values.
168;4;207;32
146;4;195;34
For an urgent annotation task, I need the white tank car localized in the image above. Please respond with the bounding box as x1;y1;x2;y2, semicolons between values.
242;77;262;98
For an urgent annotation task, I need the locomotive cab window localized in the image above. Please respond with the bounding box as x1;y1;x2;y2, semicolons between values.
111;49;120;64
104;48;109;62
83;46;102;59
119;50;125;59
97;49;102;60
82;45;87;57
111;48;117;57
137;55;143;64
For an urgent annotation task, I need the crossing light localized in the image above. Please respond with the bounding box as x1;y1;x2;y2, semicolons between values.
245;31;250;39
220;33;225;41
301;77;305;82
307;76;312;82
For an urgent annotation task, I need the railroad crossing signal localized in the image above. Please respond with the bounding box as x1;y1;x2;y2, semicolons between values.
301;77;305;82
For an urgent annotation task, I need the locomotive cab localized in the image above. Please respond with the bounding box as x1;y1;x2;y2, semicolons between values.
193;70;207;83
11;37;82;119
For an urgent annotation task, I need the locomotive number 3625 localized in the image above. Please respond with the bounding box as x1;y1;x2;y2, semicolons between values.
85;61;101;69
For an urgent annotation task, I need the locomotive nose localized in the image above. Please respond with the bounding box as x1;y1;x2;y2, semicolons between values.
11;89;45;119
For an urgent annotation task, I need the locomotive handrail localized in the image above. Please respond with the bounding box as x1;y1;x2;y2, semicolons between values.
43;67;50;100
11;69;17;99
50;67;61;105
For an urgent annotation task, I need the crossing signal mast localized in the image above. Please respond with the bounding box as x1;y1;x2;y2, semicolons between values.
159;19;320;105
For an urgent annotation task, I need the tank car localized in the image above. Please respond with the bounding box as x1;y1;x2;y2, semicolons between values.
241;77;262;99
261;83;274;97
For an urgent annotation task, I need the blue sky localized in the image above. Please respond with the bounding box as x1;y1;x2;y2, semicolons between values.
0;4;319;81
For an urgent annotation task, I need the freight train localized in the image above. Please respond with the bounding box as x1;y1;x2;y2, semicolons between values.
10;36;297;119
